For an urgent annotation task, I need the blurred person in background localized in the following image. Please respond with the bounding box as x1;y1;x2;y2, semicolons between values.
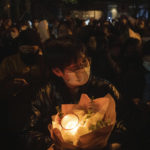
0;18;13;62
120;37;144;105
0;28;44;97
135;17;148;37
37;19;50;43
6;25;20;56
115;15;142;45
51;19;60;39
0;28;47;150
19;20;30;32
118;37;150;150
0;25;20;63
105;35;122;89
32;19;39;32
57;21;72;38
0;18;3;27
141;40;150;105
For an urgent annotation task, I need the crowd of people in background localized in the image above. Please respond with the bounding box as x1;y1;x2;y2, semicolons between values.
0;14;150;150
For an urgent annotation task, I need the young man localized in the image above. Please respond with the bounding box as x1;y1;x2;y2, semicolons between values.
23;37;120;150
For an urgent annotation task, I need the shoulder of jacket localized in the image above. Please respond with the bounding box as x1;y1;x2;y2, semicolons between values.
91;76;110;86
108;83;120;100
39;82;52;95
1;53;22;66
32;82;52;106
92;76;120;100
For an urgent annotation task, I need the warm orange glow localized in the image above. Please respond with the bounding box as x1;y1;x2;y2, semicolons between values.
61;114;79;130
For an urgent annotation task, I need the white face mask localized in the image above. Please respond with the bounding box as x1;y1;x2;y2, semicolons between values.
143;61;150;71
63;65;90;87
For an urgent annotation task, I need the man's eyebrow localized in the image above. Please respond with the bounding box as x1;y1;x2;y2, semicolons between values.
65;56;88;68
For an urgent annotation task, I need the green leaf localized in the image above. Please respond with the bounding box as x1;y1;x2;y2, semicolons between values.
56;106;60;113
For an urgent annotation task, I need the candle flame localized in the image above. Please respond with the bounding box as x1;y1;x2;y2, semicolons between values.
61;114;79;130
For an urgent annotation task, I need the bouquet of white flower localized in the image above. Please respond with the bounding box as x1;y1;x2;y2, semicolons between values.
51;93;116;150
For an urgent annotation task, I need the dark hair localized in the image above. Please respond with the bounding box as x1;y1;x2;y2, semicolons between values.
10;25;20;32
19;20;29;26
76;26;97;44
108;35;121;48
43;36;86;69
122;38;140;55
17;29;42;48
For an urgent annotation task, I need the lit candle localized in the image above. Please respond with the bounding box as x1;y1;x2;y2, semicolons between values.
61;114;79;130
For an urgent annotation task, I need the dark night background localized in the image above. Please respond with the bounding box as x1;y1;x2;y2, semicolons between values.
0;0;150;21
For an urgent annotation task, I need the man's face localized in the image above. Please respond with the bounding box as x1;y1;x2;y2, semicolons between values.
19;45;40;65
10;27;19;39
53;54;91;88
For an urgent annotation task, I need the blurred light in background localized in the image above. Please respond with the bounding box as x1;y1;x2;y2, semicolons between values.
111;8;118;19
107;4;118;21
71;10;103;20
136;5;149;19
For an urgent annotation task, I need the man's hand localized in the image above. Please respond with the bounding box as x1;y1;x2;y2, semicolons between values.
5;78;29;89
2;78;29;96
48;123;113;150
48;124;76;150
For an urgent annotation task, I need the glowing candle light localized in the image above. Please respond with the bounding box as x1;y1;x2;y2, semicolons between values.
61;114;79;130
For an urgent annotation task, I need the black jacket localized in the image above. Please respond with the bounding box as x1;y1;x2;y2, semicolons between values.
23;75;120;150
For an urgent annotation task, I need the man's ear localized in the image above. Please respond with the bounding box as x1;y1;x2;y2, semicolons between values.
52;68;63;77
